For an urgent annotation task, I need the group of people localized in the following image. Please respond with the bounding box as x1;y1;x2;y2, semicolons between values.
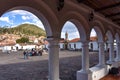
23;48;43;59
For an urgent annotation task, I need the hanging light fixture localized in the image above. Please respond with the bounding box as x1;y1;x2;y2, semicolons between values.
89;12;94;22
57;0;64;11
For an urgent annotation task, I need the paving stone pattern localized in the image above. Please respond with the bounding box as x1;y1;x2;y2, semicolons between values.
0;50;109;80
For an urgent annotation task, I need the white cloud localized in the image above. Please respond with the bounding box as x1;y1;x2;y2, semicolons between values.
90;29;96;37
61;32;65;39
12;15;16;18
21;16;30;20
33;20;44;29
0;16;10;23
6;10;45;29
61;31;80;40
13;10;45;29
10;10;28;15
69;32;80;40
61;21;80;40
30;15;45;29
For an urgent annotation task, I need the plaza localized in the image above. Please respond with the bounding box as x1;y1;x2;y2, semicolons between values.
0;50;108;80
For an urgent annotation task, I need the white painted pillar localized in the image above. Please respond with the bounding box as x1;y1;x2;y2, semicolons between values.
97;42;105;66
77;41;92;80
81;41;89;72
115;42;120;61
47;38;60;80
107;42;114;63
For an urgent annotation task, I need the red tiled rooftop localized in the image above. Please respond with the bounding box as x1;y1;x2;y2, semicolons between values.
69;36;97;43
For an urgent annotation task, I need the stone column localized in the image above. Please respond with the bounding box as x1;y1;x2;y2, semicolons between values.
77;41;92;80
107;42;114;64
97;42;105;66
115;42;120;61
47;38;60;80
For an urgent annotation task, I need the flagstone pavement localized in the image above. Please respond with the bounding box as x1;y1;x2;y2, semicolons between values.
0;50;109;80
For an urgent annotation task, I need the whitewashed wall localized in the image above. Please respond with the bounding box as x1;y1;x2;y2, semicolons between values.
22;45;36;50
89;41;98;51
68;42;82;50
59;43;64;49
2;46;12;52
2;44;37;52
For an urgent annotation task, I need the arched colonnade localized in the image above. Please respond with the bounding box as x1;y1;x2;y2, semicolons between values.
0;0;120;80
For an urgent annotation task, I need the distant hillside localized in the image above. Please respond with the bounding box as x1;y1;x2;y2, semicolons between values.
0;24;46;37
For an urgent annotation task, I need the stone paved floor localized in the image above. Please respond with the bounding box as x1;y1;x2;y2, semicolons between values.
0;50;109;80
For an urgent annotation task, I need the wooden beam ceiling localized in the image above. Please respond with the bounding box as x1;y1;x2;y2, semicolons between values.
112;18;120;21
95;2;120;12
81;0;120;26
117;22;120;25
105;12;120;17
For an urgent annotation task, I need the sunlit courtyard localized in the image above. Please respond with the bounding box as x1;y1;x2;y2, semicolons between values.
0;50;109;80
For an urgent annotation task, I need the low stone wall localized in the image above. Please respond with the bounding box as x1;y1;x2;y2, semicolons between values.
90;65;109;80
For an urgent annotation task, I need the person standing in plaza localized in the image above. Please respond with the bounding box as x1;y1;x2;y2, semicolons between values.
23;49;29;59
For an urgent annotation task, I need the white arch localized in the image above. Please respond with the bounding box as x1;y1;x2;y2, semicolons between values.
92;20;105;33
115;33;120;43
60;11;90;41
70;19;86;41
0;0;59;37
2;6;52;37
93;26;103;42
106;30;114;43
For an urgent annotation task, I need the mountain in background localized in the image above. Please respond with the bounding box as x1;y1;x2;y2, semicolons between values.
0;23;46;37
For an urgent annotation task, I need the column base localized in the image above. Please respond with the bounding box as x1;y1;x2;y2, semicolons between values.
96;64;106;68
115;58;120;62
106;60;114;65
77;70;92;80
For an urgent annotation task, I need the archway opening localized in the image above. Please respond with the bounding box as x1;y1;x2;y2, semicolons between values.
114;33;120;61
105;30;114;63
60;21;81;80
104;35;109;62
0;10;50;79
89;28;99;67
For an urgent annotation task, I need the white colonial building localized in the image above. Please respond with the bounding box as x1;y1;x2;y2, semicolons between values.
1;43;44;52
60;37;99;51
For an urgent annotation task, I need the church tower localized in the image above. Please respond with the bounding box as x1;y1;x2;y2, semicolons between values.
64;31;68;50
65;31;68;41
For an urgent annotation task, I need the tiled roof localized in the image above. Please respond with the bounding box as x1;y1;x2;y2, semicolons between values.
68;36;97;43
90;36;98;41
69;38;80;43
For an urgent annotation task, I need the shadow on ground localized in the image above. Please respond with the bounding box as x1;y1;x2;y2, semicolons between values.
0;51;109;80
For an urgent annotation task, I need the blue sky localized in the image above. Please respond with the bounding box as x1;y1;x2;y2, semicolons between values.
0;10;96;40
61;22;96;40
0;10;44;29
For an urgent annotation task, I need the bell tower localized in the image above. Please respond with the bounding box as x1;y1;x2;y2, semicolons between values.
65;31;68;41
64;31;68;50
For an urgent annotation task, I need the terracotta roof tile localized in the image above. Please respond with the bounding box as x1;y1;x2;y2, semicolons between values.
68;36;97;43
69;38;80;43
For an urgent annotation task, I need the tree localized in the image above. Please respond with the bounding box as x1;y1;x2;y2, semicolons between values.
16;37;29;43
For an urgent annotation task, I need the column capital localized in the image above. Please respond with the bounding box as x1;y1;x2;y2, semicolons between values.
81;41;89;47
116;42;120;44
46;38;60;44
46;38;60;48
81;41;89;44
107;41;114;44
98;41;104;44
98;42;104;46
